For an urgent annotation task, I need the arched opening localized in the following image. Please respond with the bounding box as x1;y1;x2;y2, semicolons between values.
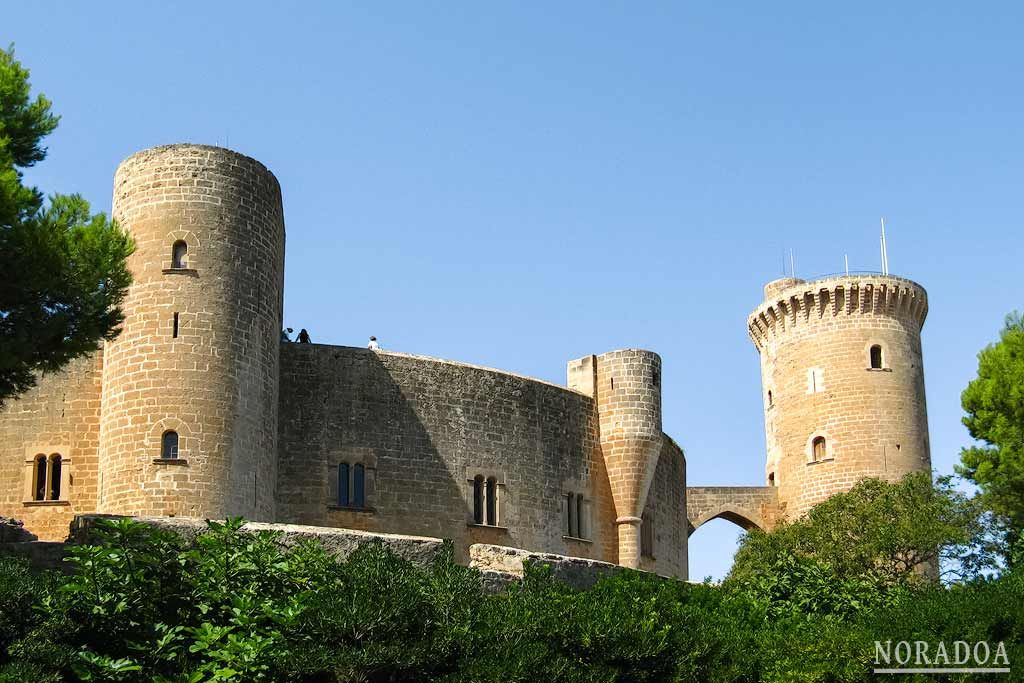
161;431;179;460
870;344;883;369
640;512;655;558
576;494;585;538
768;471;775;487
171;240;188;269
353;464;365;508
812;436;826;462
485;476;498;526
49;454;62;500
338;463;350;507
687;517;751;582
566;492;576;536
33;455;47;501
472;475;484;524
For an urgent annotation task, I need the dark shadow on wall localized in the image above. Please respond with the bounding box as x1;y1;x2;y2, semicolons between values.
275;344;600;564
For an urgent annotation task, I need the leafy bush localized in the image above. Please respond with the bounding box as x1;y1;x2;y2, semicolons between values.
1;517;1021;682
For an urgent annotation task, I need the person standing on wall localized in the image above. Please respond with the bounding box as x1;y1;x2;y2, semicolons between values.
368;336;380;350
297;329;311;344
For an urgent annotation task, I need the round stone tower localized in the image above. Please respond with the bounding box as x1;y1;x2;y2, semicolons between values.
593;349;663;568
98;144;285;520
748;274;931;519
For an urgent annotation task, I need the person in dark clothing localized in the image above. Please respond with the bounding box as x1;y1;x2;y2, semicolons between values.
297;328;311;344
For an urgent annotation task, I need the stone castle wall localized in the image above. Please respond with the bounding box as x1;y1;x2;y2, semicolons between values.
749;275;931;517
275;344;688;578
0;355;104;540
99;145;285;520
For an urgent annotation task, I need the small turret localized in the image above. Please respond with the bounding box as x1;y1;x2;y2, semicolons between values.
571;349;663;568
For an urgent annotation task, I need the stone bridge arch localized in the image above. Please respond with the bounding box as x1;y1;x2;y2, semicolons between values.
686;486;782;536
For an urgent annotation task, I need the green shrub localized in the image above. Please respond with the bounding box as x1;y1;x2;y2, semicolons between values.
2;518;1021;682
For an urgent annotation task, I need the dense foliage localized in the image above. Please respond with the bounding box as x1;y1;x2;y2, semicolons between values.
0;513;1020;682
727;472;986;610
958;312;1024;563
0;46;133;404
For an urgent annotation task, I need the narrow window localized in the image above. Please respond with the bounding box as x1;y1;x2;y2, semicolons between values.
171;240;188;269
870;345;883;369
34;455;47;501
767;390;773;407
353;464;365;507
49;455;62;500
485;477;498;526
812;436;826;462
567;493;576;537
473;475;484;524
161;431;179;460
641;513;654;558
339;463;350;507
172;312;179;338
768;472;775;487
576;494;584;538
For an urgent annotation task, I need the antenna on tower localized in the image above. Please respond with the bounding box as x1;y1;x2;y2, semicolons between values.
880;218;890;275
790;249;796;278
844;253;849;276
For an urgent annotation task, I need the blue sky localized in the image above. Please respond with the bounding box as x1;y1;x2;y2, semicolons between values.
8;2;1022;579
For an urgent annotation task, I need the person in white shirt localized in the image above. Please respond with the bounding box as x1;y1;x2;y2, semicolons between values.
368;336;381;351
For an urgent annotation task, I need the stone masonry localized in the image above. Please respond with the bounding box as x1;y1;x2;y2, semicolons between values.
0;143;935;580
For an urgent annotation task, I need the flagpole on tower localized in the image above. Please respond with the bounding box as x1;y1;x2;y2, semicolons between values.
880;218;890;275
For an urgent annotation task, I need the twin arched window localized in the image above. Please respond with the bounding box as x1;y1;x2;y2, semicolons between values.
472;475;499;526
565;492;589;539
171;240;188;269
32;454;63;501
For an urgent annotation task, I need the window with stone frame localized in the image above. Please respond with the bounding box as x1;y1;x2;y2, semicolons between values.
171;240;188;269
563;491;592;540
640;511;655;559
811;436;827;462
330;460;373;510
869;344;884;369
26;452;68;503
469;472;504;527
161;431;180;459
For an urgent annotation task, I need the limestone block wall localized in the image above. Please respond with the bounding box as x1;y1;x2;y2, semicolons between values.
685;485;782;534
594;350;663;569
641;437;687;577
98;145;285;520
275;345;689;578
749;275;931;518
0;354;104;540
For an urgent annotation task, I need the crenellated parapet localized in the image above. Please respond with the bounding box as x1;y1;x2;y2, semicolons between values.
747;275;928;350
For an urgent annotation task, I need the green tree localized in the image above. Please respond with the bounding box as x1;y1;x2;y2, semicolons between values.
958;312;1024;555
0;46;133;405
726;473;982;616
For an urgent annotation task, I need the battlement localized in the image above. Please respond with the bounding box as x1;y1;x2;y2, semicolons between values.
748;274;928;350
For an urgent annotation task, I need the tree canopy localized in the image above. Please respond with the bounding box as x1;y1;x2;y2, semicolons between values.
725;473;983;617
0;46;133;405
958;312;1024;557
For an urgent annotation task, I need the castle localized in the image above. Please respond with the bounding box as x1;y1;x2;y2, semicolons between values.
0;144;933;578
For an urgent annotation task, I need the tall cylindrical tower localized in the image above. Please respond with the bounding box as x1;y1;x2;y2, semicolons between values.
594;349;662;568
98;144;285;520
749;275;931;519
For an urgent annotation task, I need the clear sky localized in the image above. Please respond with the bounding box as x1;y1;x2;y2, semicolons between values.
8;2;1022;580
